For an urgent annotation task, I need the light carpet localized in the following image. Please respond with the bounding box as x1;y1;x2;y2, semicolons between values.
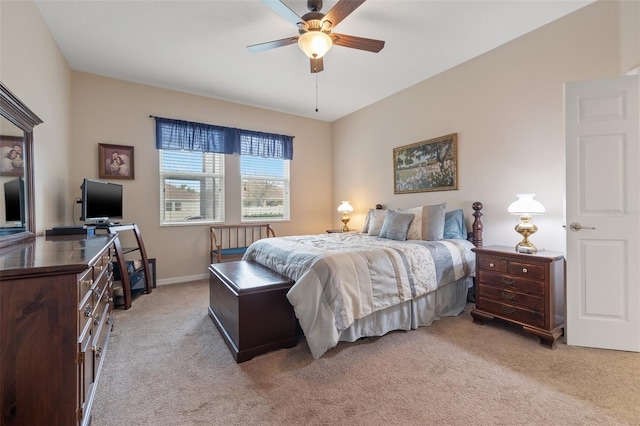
91;280;640;425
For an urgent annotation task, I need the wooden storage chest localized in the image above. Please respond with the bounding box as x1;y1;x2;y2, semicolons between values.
208;260;297;362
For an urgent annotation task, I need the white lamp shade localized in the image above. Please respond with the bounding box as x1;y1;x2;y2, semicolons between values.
298;31;332;58
337;201;353;213
508;193;545;215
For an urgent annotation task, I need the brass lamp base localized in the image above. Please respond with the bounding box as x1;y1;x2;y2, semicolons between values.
341;214;350;232
515;215;538;253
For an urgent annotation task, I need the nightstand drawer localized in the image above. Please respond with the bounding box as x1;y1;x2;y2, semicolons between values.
477;297;545;329
477;270;545;295
478;257;507;272
508;261;545;280
478;284;545;311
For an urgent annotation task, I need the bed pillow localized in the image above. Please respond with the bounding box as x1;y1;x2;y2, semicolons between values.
361;209;373;233
398;206;423;240
367;209;388;236
444;209;468;240
398;203;447;241
420;203;447;241
379;211;415;241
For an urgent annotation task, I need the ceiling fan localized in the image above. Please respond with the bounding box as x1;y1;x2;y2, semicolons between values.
247;0;385;73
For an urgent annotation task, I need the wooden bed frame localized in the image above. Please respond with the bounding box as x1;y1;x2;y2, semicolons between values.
470;201;484;248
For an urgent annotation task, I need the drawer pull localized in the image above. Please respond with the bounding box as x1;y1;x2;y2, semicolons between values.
95;265;103;272
82;279;93;287
93;315;101;326
94;289;101;299
501;278;515;286
500;306;515;315
489;262;495;268
501;291;516;301
522;268;528;273
92;345;102;358
84;305;92;317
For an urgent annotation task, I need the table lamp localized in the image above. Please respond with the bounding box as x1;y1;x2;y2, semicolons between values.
508;193;545;253
337;201;354;232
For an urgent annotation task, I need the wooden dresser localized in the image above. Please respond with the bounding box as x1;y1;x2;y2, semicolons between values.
0;234;117;425
471;245;566;348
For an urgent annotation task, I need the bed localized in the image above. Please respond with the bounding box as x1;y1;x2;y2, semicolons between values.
243;202;484;359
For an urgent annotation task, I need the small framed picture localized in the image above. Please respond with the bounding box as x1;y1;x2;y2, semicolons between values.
99;143;134;180
0;135;25;177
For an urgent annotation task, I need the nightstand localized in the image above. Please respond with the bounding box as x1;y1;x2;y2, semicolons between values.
471;245;566;348
326;229;357;233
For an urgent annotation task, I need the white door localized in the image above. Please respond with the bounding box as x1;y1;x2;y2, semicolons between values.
565;75;640;351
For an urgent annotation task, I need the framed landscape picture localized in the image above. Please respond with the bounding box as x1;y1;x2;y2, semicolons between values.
0;135;25;176
393;133;458;194
99;143;135;180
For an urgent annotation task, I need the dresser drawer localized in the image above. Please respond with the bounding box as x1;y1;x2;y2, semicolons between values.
92;265;111;305
78;268;93;306
508;261;545;280
477;297;545;329
477;270;545;295
92;302;111;371
92;288;109;332
478;256;507;272
96;250;112;270
477;284;545;311
79;289;94;337
79;327;93;415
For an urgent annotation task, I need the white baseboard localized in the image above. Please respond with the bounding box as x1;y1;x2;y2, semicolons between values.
157;273;208;286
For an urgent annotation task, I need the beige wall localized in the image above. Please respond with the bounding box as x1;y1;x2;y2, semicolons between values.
620;0;640;74
332;0;636;253
0;0;72;233
70;73;332;283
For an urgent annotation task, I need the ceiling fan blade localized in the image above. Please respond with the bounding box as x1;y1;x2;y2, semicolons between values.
310;57;324;73
332;33;385;52
322;0;366;29
247;37;298;53
261;0;303;26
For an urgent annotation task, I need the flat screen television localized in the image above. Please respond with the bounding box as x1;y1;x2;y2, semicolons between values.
4;177;24;224
80;178;123;224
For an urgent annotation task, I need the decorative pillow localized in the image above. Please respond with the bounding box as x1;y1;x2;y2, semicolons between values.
367;209;388;236
398;206;423;240
379;211;415;241
421;203;447;241
444;209;468;240
398;203;447;241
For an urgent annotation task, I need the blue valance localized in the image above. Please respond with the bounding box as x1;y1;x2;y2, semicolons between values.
153;116;294;160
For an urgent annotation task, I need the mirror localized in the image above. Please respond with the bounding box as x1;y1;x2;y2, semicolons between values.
0;82;42;249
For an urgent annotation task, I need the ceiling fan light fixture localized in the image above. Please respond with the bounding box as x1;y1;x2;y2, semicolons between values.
298;31;332;58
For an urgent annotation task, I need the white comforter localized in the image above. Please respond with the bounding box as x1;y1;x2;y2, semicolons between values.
243;233;474;358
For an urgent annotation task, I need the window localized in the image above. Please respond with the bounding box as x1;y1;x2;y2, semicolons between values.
241;155;290;222
159;150;224;225
153;116;293;226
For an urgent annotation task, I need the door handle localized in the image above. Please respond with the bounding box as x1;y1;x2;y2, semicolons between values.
569;222;596;232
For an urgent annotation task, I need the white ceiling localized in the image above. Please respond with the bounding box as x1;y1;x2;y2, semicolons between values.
34;0;594;122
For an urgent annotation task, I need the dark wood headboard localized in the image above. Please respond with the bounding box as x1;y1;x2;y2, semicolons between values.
471;201;483;248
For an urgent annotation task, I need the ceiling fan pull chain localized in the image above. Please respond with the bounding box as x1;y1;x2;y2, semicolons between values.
315;73;319;112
